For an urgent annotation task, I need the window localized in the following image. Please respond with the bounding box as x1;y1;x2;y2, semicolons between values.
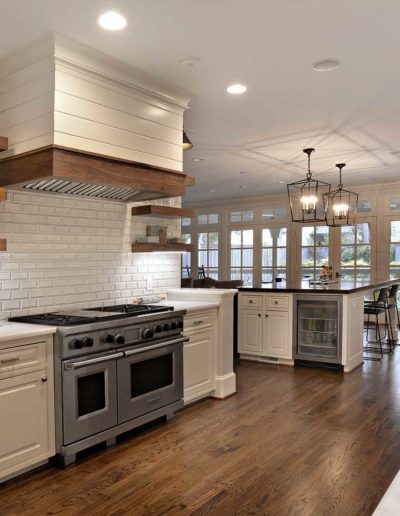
390;199;400;211
198;232;219;279
340;223;371;280
357;200;372;213
390;221;400;279
262;227;287;283
181;233;191;278
182;217;192;227
230;210;254;222
262;207;287;220
230;230;253;286
197;213;218;225
301;226;329;279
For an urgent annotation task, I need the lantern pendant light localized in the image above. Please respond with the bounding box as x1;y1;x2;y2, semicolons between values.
323;163;358;227
287;148;331;223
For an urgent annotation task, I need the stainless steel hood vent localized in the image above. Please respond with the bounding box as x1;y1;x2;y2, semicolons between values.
23;178;155;202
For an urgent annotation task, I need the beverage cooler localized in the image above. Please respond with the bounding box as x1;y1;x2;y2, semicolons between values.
293;295;342;365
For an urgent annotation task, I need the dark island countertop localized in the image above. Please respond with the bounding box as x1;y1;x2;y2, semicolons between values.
239;279;400;295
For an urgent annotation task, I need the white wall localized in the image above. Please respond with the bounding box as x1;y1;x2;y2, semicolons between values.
0;192;182;319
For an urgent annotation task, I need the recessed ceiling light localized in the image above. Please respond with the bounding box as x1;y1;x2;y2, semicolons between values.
312;59;340;72
192;157;207;162
278;181;285;184
209;189;216;193
180;58;199;67
98;11;127;31
239;171;250;175
227;83;247;95
239;185;247;189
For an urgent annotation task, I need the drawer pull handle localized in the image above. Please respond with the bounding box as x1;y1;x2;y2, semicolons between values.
147;396;161;404
274;301;278;304
193;320;204;325
249;300;253;304
265;314;269;318
41;377;47;383
0;356;20;364
258;314;261;317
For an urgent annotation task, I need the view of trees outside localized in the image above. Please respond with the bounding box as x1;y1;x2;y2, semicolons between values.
198;232;219;279
262;227;287;282
181;233;191;277
341;223;371;280
390;221;400;279
301;226;329;279
231;230;253;286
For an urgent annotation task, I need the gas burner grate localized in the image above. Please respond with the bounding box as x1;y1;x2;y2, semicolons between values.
88;304;173;315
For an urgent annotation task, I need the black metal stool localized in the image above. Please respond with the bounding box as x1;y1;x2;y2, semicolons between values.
364;286;391;361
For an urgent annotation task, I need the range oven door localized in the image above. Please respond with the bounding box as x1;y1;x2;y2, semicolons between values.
117;337;186;424
62;351;124;445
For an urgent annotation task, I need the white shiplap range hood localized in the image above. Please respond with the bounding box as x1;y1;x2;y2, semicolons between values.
0;34;194;202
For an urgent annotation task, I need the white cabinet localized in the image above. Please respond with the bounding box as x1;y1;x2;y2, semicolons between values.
183;309;217;404
238;293;292;361
264;311;290;358
0;336;55;482
239;309;263;355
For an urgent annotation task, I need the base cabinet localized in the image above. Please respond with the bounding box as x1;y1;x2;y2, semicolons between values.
183;309;217;404
238;294;292;361
0;336;55;482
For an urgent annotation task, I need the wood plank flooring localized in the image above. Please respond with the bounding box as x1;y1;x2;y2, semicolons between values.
2;356;400;515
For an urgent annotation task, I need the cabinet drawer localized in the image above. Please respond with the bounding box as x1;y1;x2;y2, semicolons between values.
265;296;289;309
185;311;215;332
240;295;263;308
0;342;47;379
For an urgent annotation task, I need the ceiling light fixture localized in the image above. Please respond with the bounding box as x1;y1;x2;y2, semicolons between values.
192;157;206;162
183;130;193;151
287;148;331;223
323;163;358;227
312;59;340;72
227;84;247;95
98;11;127;30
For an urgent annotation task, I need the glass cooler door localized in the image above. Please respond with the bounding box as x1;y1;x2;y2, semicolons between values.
295;296;341;363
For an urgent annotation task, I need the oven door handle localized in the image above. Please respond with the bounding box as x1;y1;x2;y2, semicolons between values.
64;352;125;370
123;336;189;357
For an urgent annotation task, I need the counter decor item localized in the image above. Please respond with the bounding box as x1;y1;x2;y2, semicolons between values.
287;148;331;223
146;224;168;243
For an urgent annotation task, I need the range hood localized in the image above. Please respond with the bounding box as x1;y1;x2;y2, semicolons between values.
0;34;194;202
0;146;194;202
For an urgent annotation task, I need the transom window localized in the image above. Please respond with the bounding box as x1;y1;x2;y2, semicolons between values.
198;232;219;279
197;213;218;225
340;223;371;280
390;221;400;279
301;226;329;279
230;210;254;223
230;230;253;286
262;227;287;283
262;207;287;220
182;217;192;227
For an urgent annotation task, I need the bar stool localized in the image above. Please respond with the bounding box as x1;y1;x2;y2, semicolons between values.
385;283;400;344
364;286;391;361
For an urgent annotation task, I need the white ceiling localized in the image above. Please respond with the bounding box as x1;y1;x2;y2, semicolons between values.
1;0;400;204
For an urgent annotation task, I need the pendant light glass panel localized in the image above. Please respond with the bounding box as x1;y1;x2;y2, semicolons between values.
324;163;358;227
287;148;331;223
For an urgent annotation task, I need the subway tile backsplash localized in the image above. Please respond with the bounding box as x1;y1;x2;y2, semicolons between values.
0;191;182;318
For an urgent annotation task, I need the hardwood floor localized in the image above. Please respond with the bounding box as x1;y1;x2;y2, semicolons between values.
2;356;400;515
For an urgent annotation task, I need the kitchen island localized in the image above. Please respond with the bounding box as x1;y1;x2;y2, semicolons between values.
238;279;399;372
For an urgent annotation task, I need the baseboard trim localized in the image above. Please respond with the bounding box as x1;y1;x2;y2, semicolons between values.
212;372;236;399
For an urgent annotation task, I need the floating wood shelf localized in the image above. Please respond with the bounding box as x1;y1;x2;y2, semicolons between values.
0;137;8;152
131;242;195;253
131;205;195;219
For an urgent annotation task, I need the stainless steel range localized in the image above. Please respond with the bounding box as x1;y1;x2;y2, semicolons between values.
11;304;187;466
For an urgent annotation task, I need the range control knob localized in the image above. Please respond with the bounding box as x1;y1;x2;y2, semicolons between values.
115;334;125;345
103;334;115;344
170;321;177;331
142;328;154;339
153;324;162;333
177;320;184;329
82;337;94;347
162;323;170;332
70;339;83;350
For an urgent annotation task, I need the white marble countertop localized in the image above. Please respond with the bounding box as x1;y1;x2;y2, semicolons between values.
158;300;220;313
0;321;57;345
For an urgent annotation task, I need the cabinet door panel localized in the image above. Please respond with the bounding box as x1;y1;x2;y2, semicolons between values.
0;370;49;473
239;309;263;355
264;311;290;358
184;329;215;399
